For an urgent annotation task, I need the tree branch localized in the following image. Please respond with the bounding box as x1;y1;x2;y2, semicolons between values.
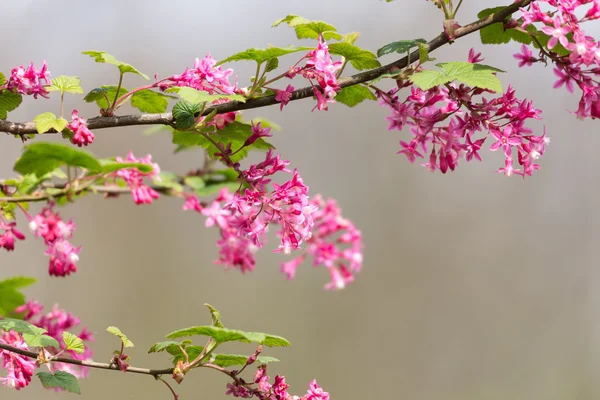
0;0;531;136
0;342;173;377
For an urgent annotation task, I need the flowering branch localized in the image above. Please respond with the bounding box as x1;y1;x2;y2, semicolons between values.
0;0;531;136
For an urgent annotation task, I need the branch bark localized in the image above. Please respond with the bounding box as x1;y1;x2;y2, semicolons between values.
0;0;531;136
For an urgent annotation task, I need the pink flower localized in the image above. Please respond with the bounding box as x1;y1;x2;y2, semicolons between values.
467;48;484;63
490;125;522;156
115;152;161;205
513;44;536;68
244;121;272;146
6;61;51;99
67;110;95;147
275;84;294;110
541;16;571;50
182;195;203;213
0;331;35;390
304;380;330;400
0;219;25;251
164;54;236;94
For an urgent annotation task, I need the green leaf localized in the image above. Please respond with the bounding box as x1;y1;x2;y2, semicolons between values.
165;325;290;347
204;303;224;328
294;22;342;41
264;57;279;73
172;101;201;129
195;182;240;197
217;46;313;66
272;14;310;28
342;32;360;44
0;72;5;86
176;87;246;104
0;318;60;348
131;90;169;113
328;43;380;70
410;61;504;93
33;112;68;134
169;345;204;364
82;50;149;79
335;85;376;107
183;176;205;191
152;171;183;192
48;76;84;94
98;159;153;174
0;91;23;119
211;354;279;368
0;277;36;317
376;39;428;58
14;142;102;177
0;276;36;290
148;340;192;353
37;371;81;394
84;85;129;109
106;326;134;347
62;332;85;354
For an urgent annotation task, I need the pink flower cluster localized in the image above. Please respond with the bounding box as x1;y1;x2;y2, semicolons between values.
380;49;549;177
225;364;329;400
0;217;25;251
29;202;81;276
15;301;93;380
281;195;363;290
517;1;600;118
67;110;95;147
158;54;236;95
0;330;35;390
286;36;342;111
4;61;51;99
114;152;161;205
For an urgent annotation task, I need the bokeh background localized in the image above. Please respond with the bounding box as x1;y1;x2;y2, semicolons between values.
1;1;598;399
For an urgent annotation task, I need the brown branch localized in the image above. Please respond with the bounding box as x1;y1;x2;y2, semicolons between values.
0;342;173;377
0;0;531;136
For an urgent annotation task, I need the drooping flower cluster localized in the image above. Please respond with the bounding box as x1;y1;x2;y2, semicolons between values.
29;202;81;276
67;110;95;147
157;54;236;95
4;61;51;99
113;152;161;205
380;49;549;177
15;301;94;380
281;195;363;290
0;217;25;251
225;364;330;400
0;330;36;390
286;36;342;111
517;1;600;119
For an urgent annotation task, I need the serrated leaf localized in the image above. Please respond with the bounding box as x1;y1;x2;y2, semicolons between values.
172;101;201;129
165;325;290;347
204;303;224;328
48;76;84;94
0;91;23;119
0;318;59;348
33;112;68;134
377;39;428;58
37;371;80;394
62;332;85;354
272;14;310;28
84;85;129;109
106;326;134;347
176;87;246;104
410;61;504;93
97;159;153;174
14;142;102;177
335;85;376;107
294;22;342;41
343;32;360;44
131;90;169;113
264;57;279;73
217;46;314;66
169;344;204;363
211;354;279;368
328;43;380;70
82;50;149;79
148;340;191;353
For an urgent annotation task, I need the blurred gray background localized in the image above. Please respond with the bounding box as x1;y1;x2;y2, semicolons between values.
1;1;598;399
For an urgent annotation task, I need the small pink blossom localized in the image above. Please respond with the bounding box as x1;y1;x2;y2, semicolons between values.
6;61;51;99
0;219;25;251
67;110;95;147
115;152;161;205
0;330;35;390
304;380;330;400
275;84;295;110
513;44;536;68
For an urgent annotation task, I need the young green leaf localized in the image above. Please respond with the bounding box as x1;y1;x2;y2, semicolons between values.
410;62;504;93
47;76;84;95
211;354;279;368
0;318;60;348
172;101;201;129
176;87;246;104
106;326;134;347
98;159;153;174
0;277;36;317
14;142;102;177
169;345;204;363
328;43;380;70
195;182;240;197
294;22;342;41
130;90;169;113
62;332;85;354
0;276;36;290
183;176;205;191
264;57;279;73
0;91;23;119
152;171;184;193
165;325;290;347
82;50;149;79
148;340;192;354
33;112;68;134
84;85;129;109
335;85;376;107
376;39;428;58
217;46;313;66
0;72;5;86
205;303;224;328
37;371;81;394
272;14;310;28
